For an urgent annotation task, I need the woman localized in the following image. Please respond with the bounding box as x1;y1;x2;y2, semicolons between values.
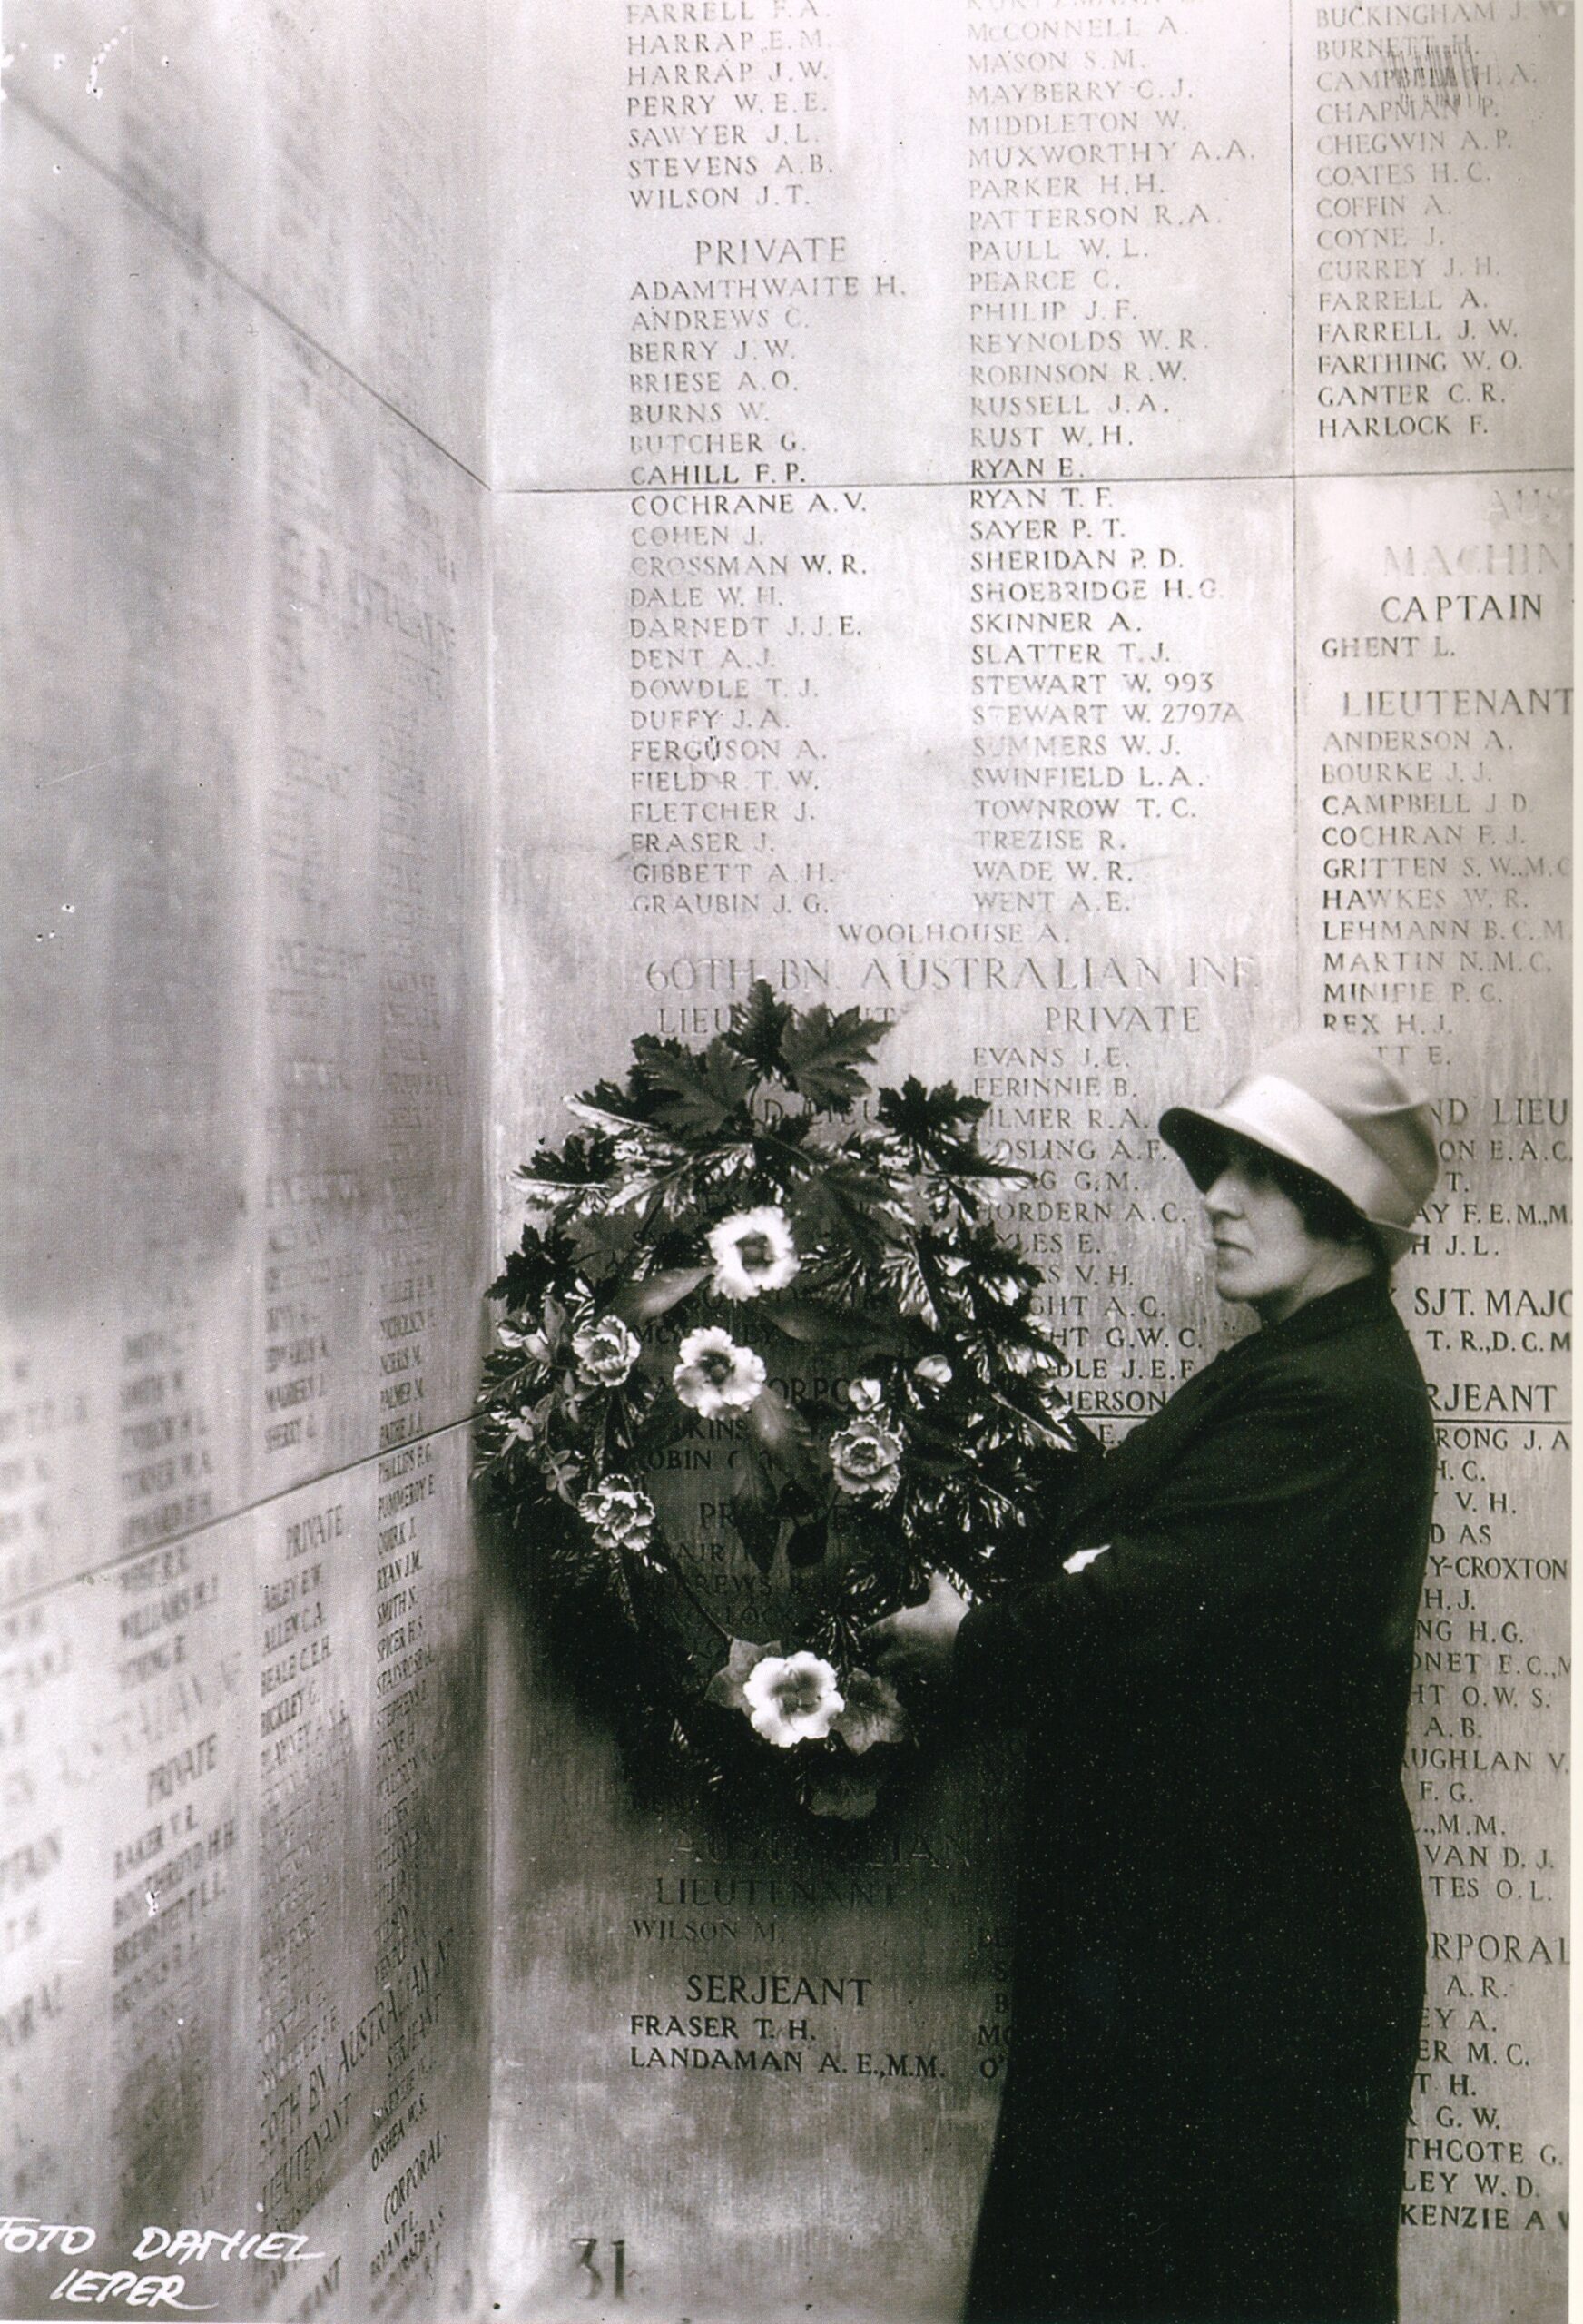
872;1033;1440;2324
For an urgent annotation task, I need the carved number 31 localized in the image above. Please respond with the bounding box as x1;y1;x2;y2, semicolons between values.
573;2238;627;2299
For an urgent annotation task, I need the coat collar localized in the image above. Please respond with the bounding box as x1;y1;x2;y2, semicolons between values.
1227;1267;1400;1355
1058;1274;1401;1540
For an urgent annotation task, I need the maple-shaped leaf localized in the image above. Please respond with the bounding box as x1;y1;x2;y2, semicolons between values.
577;1075;660;1125
519;1130;619;1188
874;1078;1025;1195
788;1150;903;1264
632;1034;756;1138
487;1225;581;1309
939;1220;1038;1280
876;1076;989;1147
723;979;792;1073
779;1003;890;1113
567;1206;642;1280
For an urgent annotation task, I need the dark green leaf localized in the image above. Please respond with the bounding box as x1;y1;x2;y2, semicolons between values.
875;1076;989;1145
487;1225;580;1309
791;1164;900;1265
633;1034;756;1137
612;1263;712;1322
779;1003;890;1113
568;1208;642;1280
761;1298;890;1350
729;1447;782;1575
519;1130;619;1187
579;1076;660;1125
748;1385;823;1492
785;1517;830;1571
874;1078;1027;1196
724;980;792;1073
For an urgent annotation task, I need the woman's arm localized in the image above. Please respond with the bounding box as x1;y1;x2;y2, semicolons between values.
952;1369;1418;1711
864;1569;970;1690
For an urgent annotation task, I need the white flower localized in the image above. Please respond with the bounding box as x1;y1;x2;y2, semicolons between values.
828;1417;903;1503
846;1376;885;1413
913;1355;953;1388
576;1475;657;1555
706;1206;800;1301
497;1322;526;1349
742;1652;845;1748
572;1314;642;1388
502;1408;539;1447
673;1326;767;1415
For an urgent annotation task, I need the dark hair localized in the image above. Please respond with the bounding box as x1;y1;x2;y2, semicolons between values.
1216;1133;1391;1275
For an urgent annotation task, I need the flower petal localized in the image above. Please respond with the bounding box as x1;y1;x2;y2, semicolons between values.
705;1636;780;1713
706;1205;800;1300
742;1652;843;1746
831;1668;909;1756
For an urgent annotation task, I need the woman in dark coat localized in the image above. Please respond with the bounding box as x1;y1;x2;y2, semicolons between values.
873;1033;1440;2324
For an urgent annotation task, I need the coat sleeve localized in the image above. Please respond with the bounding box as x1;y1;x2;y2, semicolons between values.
953;1368;1388;1715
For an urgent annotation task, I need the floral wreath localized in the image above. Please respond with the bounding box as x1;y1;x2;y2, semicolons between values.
476;983;1086;1819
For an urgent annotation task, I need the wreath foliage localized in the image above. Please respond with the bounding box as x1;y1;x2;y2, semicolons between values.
476;982;1088;1819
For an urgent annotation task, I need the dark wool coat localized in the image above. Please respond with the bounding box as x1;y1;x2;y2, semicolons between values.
954;1274;1436;2324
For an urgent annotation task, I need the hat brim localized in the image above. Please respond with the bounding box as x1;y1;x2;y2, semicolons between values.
1158;1103;1419;1262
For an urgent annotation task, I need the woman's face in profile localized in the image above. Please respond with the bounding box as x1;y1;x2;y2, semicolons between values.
1201;1137;1337;1322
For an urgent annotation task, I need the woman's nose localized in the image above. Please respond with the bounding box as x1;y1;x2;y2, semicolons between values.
1203;1168;1243;1217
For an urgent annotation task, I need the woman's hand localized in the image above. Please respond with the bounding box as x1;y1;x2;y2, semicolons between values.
864;1570;970;1693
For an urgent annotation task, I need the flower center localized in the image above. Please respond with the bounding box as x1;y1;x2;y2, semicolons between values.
700;1350;734;1385
776;1672;821;1717
737;1233;774;1270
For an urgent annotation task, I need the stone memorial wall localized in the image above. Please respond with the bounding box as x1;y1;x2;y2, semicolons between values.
0;5;1568;2320
2;9;491;2319
487;4;1569;2320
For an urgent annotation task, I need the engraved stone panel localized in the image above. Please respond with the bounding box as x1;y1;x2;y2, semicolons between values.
487;8;1569;2322
491;0;1292;492
251;1437;488;2324
3;42;492;2324
1297;468;1570;2316
252;321;489;1496
0;1440;487;2321
2;112;490;1597
2;107;256;1600
1293;0;1572;475
4;0;488;474
0;1506;256;2308
490;474;1308;2319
